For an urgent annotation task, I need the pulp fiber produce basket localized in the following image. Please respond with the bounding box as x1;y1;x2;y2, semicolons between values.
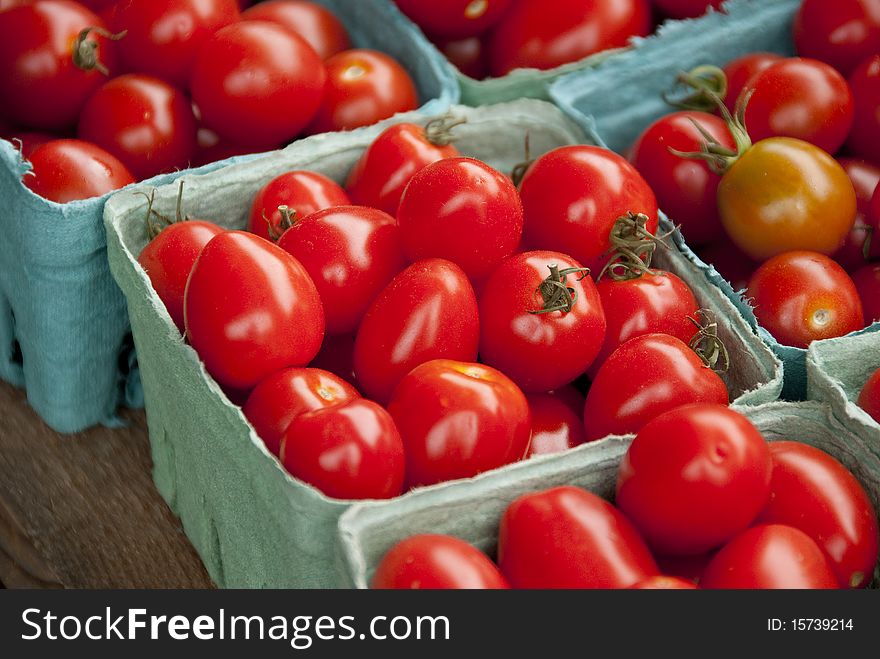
0;0;458;434
548;0;880;400
104;99;781;589
337;401;880;588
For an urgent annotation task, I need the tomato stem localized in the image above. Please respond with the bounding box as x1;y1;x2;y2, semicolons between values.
265;205;298;241
688;309;730;372
137;189;171;240
529;264;590;315
71;26;127;76
424;113;467;147
862;225;874;261
664;65;728;113
597;212;673;281
510;132;534;188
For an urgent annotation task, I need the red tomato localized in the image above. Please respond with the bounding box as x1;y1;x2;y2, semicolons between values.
0;1;120;129
651;0;722;19
24;138;134;202
794;0;880;77
629;112;733;246
137;219;223;332
397;157;523;282
345;121;460;216
722;52;784;115
395;0;511;39
192;124;270;167
487;0;651;76
757;441;878;589
746;251;865;348
654;551;715;585
77;74;197;180
498;486;659;589
616;404;772;555
694;241;758;292
241;0;350;60
846;55;880;161
525;391;587;458
191;21;326;148
858;366;880;423
701;525;840;589
309;333;357;387
353;258;479;403
436;36;488;79
629;576;698;589
852;264;880;324
77;0;116;10
277;205;406;335
184;231;325;390
372;535;509;589
307;49;417;134
3;131;57;159
833;158;880;271
479;251;606;393
111;0;239;89
584;334;728;442
242;367;360;456
387;359;531;488
519;145;658;275
280;398;404;500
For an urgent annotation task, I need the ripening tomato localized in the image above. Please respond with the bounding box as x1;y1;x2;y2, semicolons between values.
858;367;880;423
616;404;772;556
191;21;326;148
845;55;880;162
281;398;405;500
746;251;865;348
794;0;880;77
243;367;360;456
372;535;510;589
184;231;325;390
307;49;417;134
395;0;512;39
498;486;660;589
0;1;120;130
833;158;880;271
852;264;880;324
629;576;698;589
694;241;758;292
721;52;784;115
345;121;460;216
353;258;479;403
436;36;488;79
24;139;134;202
487;0;651;76
241;0;350;60
525;391;587;458
701;525;840;589
388;359;531;488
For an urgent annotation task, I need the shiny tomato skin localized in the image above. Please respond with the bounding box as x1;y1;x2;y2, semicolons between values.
584;334;728;442
616;404;772;556
241;0;350;60
519;145;658;275
345;122;460;216
372;534;509;589
629;111;733;246
191;21;326;148
184;231;325;390
858;367;880;423
307;49;417;134
479;250;606;393
394;0;512;39
846;55;880;161
718;137;857;261
0;1;120;130
833;158;880;271
397;157;523;282
629;576;698;589
757;441;879;589
722;52;784;115
525;391;587;458
701;524;840;589
652;0;722;19
24;138;134;202
746;251;865;348
487;0;651;76
436;36;488;79
137;220;223;332
353;258;479;404
498;486;660;589
280;398;405;500
387;359;531;488
242;367;360;457
794;0;880;77
852;264;880;324
277;205;406;335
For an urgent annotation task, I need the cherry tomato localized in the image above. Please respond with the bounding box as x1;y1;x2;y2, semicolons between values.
278;205;406;335
280;398;404;500
395;0;512;39
701;524;840;589
0;1;120;130
309;333;357;388
487;0;651;76
629;111;733;246
3;131;57;159
353;258;479;403
721;52;783;115
345;121;460;216
372;535;509;589
498;486;659;589
852;264;880;324
243;367;360;457
525;391;587;458
833;158;880;271
241;0;350;60
191;21;326;148
111;0;239;89
693;241;758;292
794;0;880;77
479;250;606;393
629;576;698;589
616;404;772;556
388;359;530;487
858;366;880;423
652;0;722;19
307;49;417;134
184;231;325;390
846;55;880;162
436;36;488;79
746;251;865;348
193;124;270;167
24;138;134;202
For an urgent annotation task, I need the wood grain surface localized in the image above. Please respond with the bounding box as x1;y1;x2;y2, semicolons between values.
0;380;213;589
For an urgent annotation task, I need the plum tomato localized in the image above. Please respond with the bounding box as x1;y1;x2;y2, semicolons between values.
852;263;880;324
241;0;350;60
525;391;587;458
629;576;698;589
24;138;134;202
794;0;880;77
833;158;880;271
858;366;880;423
721;52;784;115
846;55;880;162
395;0;512;39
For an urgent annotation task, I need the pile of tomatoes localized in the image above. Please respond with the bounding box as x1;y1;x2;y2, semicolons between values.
373;403;879;590
0;0;419;203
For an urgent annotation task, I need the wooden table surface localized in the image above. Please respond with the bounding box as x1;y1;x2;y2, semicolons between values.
0;380;213;589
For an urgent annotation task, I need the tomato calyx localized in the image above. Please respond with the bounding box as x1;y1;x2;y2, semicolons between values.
529;264;591;315
72;26;127;76
598;212;671;281
510;133;534;188
265;205;299;241
423;113;467;147
139;181;192;239
687;309;730;372
664;65;728;113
